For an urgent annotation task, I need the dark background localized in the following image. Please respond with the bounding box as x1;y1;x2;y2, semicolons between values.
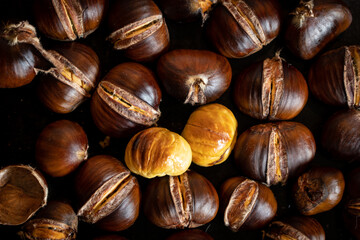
0;0;359;239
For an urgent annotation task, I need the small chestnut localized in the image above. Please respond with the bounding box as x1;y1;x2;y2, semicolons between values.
157;49;232;105
234;121;316;186
293;166;345;215
166;229;214;240
143;170;219;229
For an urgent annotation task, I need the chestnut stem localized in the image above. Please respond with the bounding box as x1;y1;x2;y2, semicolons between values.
184;78;206;105
291;0;314;28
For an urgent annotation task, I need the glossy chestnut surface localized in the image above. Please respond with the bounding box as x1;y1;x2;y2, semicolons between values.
344;168;360;239
166;229;214;240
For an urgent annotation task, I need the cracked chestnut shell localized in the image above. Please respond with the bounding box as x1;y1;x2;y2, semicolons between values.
107;0;170;62
206;0;281;58
285;0;352;60
293;166;345;215
166;229;214;240
181;103;237;167
75;155;140;231
143;170;219;229
33;0;107;41
309;45;360;108
19;201;78;240
220;176;277;231
234;121;316;186
234;52;308;120
157;49;232;105
344;168;360;239
91;62;161;138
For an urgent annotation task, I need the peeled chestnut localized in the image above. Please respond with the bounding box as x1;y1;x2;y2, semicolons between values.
234;52;308;120
264;216;325;240
107;0;170;62
293;167;345;215
166;229;214;240
206;0;281;58
157;49;232;105
285;0;352;60
19;201;78;240
143;170;219;229
321;109;360;162
36;120;88;177
220;176;277;231
33;0;107;41
90;63;161;138
0;165;48;225
181;103;237;167
75;155;140;231
125;127;192;178
309;45;360;108
234;121;316;186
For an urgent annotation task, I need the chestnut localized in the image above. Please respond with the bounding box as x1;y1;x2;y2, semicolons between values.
234;121;316;186
233;52;308;120
220;176;277;231
206;0;281;58
293;166;345;215
75;155;140;231
264;216;325;240
19;201;78;240
181;103;237;167
33;0;107;41
143;170;219;229
285;0;352;60
157;49;232;105
308;45;360;108
125;127;192;178
36;120;88;177
0;165;48;225
321;109;360;162
90;63;161;138
107;0;170;62
166;229;214;240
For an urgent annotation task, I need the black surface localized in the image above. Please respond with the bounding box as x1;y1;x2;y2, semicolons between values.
1;0;360;239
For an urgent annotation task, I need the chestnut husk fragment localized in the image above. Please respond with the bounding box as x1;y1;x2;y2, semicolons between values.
166;229;214;240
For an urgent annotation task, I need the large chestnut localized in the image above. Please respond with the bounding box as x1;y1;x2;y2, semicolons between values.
206;0;281;58
234;121;316;186
75;155;141;231
234;52;308;120
143;170;219;229
107;0;170;62
285;0;352;60
166;229;214;240
157;49;232;105
220;176;277;231
90;63;161;138
344;168;360;239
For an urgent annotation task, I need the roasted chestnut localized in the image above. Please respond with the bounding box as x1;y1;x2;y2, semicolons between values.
285;0;352;60
166;229;214;240
36;120;88;177
33;0;107;41
234;121;316;186
143;170;219;229
0;165;48;225
125;127;192;178
107;0;170;62
233;52;308;120
157;49;232;105
181;103;237;167
75;155;140;231
19;201;78;240
220;176;277;231
90;62;161;138
308;45;360;108
321;109;360;162
206;0;281;58
293;167;345;215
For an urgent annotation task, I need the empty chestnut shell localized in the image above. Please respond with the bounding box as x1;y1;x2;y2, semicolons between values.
234;121;316;186
293;166;345;215
234;52;308;120
157;49;232;105
166;229;214;240
285;0;352;60
107;0;170;62
0;165;48;225
90;62;161;138
220;176;277;231
143;170;219;229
